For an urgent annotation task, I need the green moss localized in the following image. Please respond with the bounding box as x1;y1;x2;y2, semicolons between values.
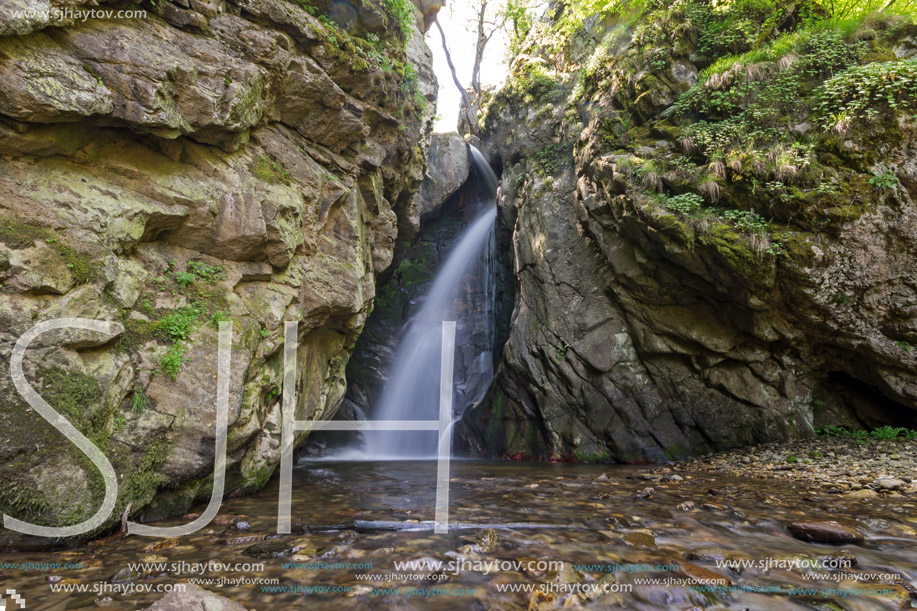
251;155;291;184
573;451;614;463
0;478;50;519
0;216;97;285
58;243;96;284
484;389;505;455
504;63;565;104
524;424;541;458
698;223;764;279
118;437;170;513
663;444;687;461
533;142;574;176
118;318;158;352
36;366;107;447
396;258;432;286
241;462;276;491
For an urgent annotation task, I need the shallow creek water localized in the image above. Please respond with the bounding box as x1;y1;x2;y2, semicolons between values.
3;460;916;610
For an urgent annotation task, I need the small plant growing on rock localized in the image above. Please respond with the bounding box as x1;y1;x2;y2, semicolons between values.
157;305;203;341
174;271;197;287
210;310;230;329
722;209;769;233
175;261;225;287
555;340;569;360
131;385;148;415
160;343;188;380
661;192;704;214
869;170;899;191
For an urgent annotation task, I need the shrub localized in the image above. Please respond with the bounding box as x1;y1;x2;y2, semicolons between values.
816;424;917;441
381;0;414;41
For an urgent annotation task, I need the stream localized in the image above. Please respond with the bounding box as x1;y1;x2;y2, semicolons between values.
4;459;916;610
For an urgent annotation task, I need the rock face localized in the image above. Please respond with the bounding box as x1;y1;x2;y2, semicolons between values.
0;0;436;540
465;4;917;461
415;132;471;219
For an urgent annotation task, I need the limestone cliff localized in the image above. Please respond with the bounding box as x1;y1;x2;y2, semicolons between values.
466;1;917;461
0;0;436;540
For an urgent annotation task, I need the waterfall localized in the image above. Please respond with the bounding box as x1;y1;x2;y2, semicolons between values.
365;147;499;459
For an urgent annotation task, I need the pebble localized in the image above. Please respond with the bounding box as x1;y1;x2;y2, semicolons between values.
675;437;917;502
876;477;906;490
242;540;293;558
623;531;656;548
679;561;731;585
844;489;878;498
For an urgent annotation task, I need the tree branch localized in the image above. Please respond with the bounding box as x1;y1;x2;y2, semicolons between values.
435;18;479;135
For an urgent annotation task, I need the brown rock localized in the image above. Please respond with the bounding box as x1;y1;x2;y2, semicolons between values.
844;489;879;498
679;562;731;585
623;531;656;548
787;520;865;545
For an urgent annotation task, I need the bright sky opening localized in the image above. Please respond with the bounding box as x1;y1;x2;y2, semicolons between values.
426;0;510;133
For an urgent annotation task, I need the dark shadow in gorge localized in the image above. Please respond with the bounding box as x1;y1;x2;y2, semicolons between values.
306;160;515;456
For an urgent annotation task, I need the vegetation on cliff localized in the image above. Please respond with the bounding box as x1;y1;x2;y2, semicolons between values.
0;0;438;538
491;0;917;252
471;0;917;461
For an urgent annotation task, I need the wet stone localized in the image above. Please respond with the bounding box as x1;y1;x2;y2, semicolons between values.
820;549;858;569
787;520;865;545
243;539;294;558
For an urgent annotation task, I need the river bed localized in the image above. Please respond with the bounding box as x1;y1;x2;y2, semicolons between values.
3;457;916;610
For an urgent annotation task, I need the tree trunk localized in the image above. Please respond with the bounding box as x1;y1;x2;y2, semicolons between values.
435;18;479;135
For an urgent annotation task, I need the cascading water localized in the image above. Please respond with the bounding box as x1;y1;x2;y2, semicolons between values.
364;147;499;458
